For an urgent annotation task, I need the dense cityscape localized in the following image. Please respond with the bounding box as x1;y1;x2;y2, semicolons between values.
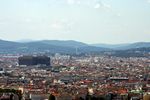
0;52;150;100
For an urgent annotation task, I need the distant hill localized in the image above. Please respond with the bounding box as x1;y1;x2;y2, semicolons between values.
36;40;88;48
92;42;150;50
0;40;22;53
0;39;108;54
110;47;150;57
16;39;34;43
0;39;149;56
118;42;150;50
91;43;129;49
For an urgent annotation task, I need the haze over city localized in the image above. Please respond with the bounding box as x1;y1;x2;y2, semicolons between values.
0;0;150;44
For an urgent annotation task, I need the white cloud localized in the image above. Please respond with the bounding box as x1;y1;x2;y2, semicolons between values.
94;3;101;8
77;1;81;5
116;13;121;17
103;3;111;9
147;0;150;3
24;18;32;23
67;0;75;5
51;22;63;30
65;0;112;10
67;0;83;5
50;19;73;32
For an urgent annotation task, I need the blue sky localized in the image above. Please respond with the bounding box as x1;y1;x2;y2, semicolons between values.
0;0;150;44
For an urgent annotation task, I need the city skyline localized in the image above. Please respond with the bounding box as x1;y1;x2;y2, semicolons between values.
0;0;150;44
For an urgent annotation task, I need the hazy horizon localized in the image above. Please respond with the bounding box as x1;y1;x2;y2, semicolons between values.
0;38;150;45
0;0;150;44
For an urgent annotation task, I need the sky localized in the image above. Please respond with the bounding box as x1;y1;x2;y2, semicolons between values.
0;0;150;44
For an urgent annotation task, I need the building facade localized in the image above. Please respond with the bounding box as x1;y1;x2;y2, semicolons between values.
18;56;50;66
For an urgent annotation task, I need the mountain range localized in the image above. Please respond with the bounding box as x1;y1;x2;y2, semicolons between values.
0;39;150;56
0;39;107;54
92;42;150;50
